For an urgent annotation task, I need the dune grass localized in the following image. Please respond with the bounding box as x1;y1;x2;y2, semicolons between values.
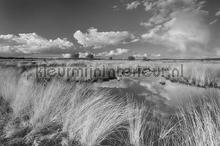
0;62;220;146
167;63;220;87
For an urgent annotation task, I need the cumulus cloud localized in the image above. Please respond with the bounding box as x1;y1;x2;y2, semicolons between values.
0;33;73;54
140;0;199;26
140;0;208;26
134;53;148;58
143;1;154;11
73;28;135;49
216;10;220;16
97;48;128;56
142;11;210;51
126;1;140;10
79;52;90;58
151;54;161;57
214;48;220;56
62;53;72;58
139;0;210;52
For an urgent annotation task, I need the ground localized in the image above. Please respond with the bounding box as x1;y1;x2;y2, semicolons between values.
0;59;220;146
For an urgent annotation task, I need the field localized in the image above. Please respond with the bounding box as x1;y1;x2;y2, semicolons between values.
0;59;220;146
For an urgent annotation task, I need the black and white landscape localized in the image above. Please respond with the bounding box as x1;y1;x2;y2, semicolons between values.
0;0;220;146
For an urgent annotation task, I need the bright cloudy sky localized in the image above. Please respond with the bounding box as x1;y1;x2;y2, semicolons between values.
0;0;220;58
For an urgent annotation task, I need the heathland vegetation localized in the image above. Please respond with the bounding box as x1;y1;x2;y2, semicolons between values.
0;59;220;145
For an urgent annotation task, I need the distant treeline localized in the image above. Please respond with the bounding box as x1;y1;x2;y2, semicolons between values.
0;56;220;61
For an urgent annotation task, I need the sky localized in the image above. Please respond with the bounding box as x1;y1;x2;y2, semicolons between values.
0;0;220;59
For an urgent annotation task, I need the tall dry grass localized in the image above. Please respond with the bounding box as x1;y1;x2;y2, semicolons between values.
176;90;220;145
0;67;20;102
169;63;220;87
0;64;220;146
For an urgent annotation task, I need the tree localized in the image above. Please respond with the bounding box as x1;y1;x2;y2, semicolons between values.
86;54;94;60
143;57;150;61
72;53;79;59
128;56;135;61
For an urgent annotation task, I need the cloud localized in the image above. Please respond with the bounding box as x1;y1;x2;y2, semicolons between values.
141;0;207;26
143;1;154;11
140;22;152;28
216;10;220;16
97;48;128;56
73;28;135;49
134;53;148;58
209;19;218;25
113;5;118;9
151;53;161;57
62;53;72;58
140;0;210;52
126;1;140;10
0;33;73;54
215;48;220;56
